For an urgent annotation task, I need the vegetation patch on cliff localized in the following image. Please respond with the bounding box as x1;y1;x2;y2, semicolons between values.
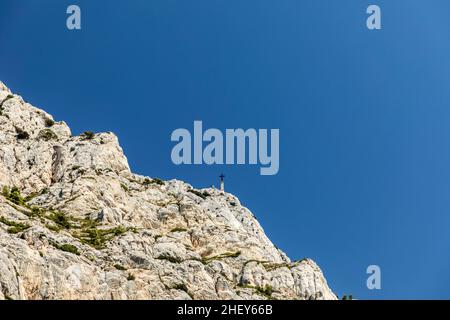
0;216;30;234
202;251;241;264
50;241;80;255
75;225;128;249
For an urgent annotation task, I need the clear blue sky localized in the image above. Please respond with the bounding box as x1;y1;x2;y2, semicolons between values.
1;0;450;299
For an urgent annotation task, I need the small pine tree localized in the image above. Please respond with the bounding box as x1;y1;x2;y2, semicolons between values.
9;187;24;205
81;131;95;140
2;186;10;197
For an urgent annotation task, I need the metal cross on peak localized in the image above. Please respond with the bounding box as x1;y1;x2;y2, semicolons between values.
219;174;225;191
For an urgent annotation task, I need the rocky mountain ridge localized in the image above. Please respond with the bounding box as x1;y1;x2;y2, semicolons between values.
0;81;336;300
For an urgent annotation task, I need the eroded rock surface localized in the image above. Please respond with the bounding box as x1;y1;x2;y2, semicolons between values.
0;81;336;300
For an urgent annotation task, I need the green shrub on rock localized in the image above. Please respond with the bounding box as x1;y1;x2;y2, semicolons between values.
38;129;58;141
81;131;95;140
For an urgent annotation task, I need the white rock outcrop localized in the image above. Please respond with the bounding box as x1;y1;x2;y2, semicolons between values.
0;81;336;300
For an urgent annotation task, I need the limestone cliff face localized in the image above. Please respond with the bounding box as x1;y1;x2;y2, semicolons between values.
0;81;336;300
